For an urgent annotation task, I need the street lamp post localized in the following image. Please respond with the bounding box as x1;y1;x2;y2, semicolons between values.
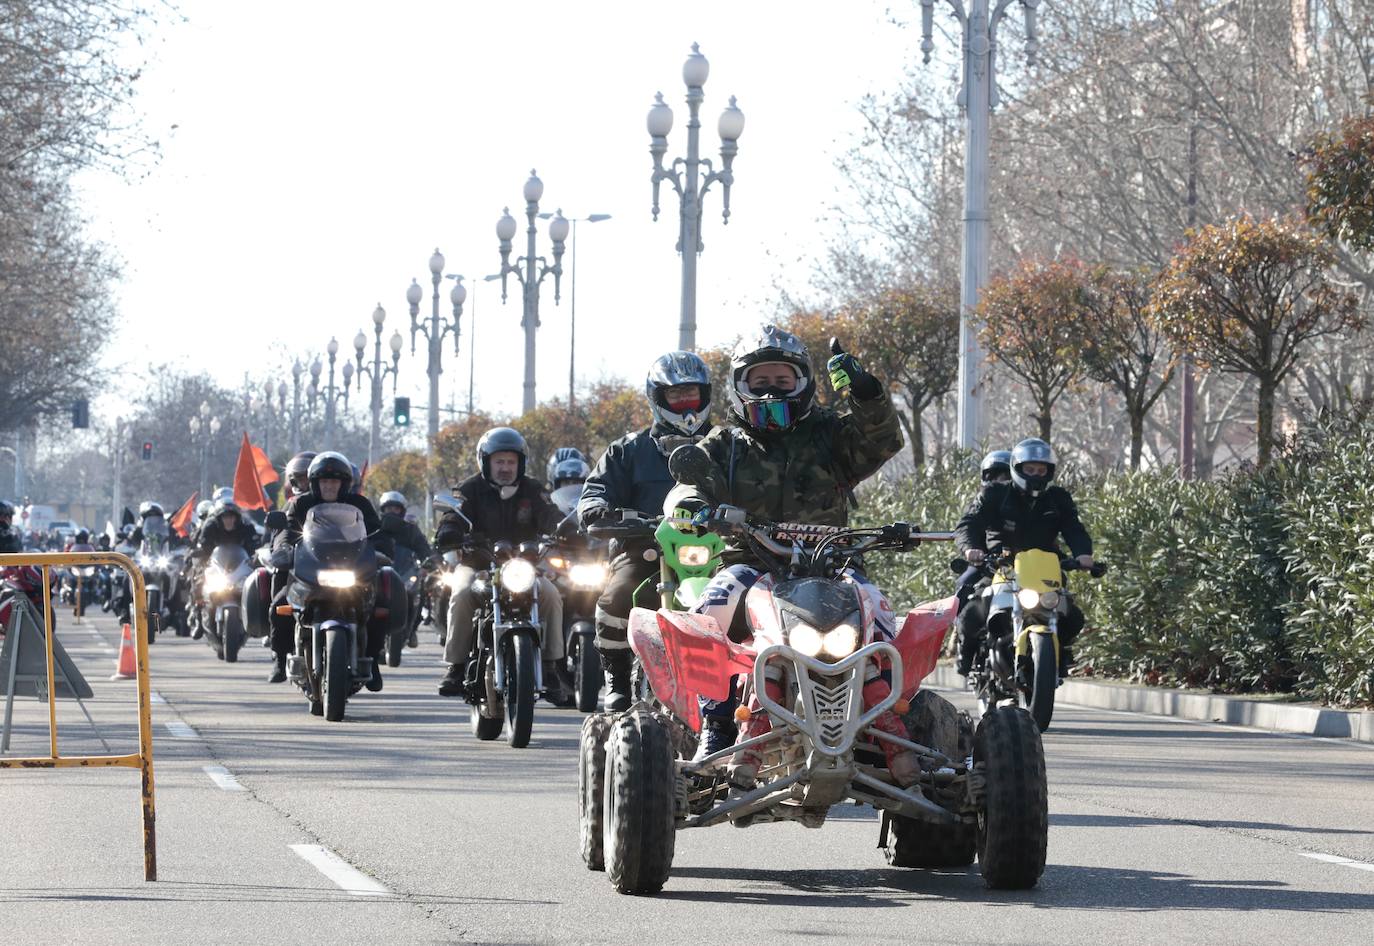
353;304;403;468
189;405;221;502
496;171;568;413
315;337;354;449
921;0;1040;448
647;43;745;352
540;213;611;406
407;249;466;527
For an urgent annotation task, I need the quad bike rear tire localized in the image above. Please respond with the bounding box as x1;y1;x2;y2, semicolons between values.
975;706;1048;889
885;690;976;868
604;709;676;894
579;712;612;871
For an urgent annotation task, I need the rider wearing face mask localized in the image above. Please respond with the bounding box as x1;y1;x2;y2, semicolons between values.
952;450;1012;611
577;351;715;711
667;326;904;767
953;437;1094;676
434;427;567;702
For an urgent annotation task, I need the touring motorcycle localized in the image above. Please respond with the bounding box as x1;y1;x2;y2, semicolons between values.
200;543;255;662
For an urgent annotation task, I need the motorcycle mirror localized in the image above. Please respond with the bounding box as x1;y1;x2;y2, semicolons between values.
264;510;288;531
950;557;969;574
668;443;726;495
492;539;514;562
517;540;541;561
433;491;473;529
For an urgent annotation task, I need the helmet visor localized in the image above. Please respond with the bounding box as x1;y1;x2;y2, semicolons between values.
663;384;705;412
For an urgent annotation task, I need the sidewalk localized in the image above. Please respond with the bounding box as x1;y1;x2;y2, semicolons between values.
927;661;1374;744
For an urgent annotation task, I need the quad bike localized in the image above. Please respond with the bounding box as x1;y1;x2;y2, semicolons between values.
577;449;1049;895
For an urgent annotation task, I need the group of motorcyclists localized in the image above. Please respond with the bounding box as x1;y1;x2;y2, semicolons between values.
1;324;1100;748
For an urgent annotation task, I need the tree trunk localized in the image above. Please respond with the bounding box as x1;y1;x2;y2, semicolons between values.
1256;374;1276;467
909;404;926;468
1036;408;1052;441
1129;408;1144;471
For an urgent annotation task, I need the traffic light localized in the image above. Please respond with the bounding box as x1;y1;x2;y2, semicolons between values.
141;441;153;461
71;399;89;429
393;396;411;427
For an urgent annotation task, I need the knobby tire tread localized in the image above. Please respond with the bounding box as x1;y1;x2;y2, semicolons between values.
976;707;1048;889
604;709;676;894
579;712;612;870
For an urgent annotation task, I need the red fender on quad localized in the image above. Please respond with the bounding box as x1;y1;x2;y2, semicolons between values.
894;595;958;701
627;607;757;732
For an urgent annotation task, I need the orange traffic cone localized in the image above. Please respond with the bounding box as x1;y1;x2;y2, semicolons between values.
111;623;137;681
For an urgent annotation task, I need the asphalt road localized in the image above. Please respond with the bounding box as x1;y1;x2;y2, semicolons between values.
2;610;1371;945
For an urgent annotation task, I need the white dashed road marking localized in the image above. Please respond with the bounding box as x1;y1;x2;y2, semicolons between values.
202;764;246;791
165;721;198;739
290;844;393;897
1299;852;1374;873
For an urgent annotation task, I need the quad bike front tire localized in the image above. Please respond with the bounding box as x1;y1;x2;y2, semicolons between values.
603;708;676;894
579;712;613;871
975;706;1048;889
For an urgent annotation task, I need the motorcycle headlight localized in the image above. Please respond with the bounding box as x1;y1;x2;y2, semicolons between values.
157;556;170;569
138;555;152;568
789;623;823;657
500;558;537;595
1039;590;1060;610
678;545;713;567
318;569;356;589
569;562;608;589
1017;588;1042;610
822;623;860;659
203;570;231;594
546;556;569;571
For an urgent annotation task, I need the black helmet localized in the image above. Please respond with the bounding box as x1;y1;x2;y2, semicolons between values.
139;501;165;520
211;499;241;524
75;529;90;543
1010;438;1057;497
545;446;586;486
727;325;815;434
476;427;527;483
307;451;354;500
980;450;1012;483
195;500;214;522
646;351;712;436
0;500;13;520
285;452;317;496
550;456;590;490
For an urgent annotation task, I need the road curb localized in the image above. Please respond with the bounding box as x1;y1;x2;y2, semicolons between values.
927;662;1374;744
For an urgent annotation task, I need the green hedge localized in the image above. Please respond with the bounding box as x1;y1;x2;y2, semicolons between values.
857;417;1374;708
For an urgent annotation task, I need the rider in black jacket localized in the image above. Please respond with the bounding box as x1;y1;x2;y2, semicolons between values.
953;438;1094;676
196;500;259;557
434;427;567;701
0;501;19;553
576;351;715;711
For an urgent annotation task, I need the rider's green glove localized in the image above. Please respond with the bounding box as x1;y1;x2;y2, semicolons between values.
826;342;881;399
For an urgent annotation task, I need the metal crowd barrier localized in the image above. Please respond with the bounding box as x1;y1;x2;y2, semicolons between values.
0;551;157;881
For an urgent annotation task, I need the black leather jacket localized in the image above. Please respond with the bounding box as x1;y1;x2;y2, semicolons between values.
955;482;1092;559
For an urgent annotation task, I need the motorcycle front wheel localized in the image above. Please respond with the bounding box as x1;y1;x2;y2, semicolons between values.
1026;633;1058;732
222;610;246;663
324;628;350;722
574;636;603;713
504;633;537;748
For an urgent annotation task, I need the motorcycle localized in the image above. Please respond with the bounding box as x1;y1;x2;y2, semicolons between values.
958;548;1106;732
384;541;423;667
576;445;1051;895
200;544;255;662
544;483;610;712
435;491;550;749
59;543;99;617
134;519;174;643
283;504;399;722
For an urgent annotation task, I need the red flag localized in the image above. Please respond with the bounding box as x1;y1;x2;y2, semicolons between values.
251;443;278;485
233;433;271;511
170;491;199;537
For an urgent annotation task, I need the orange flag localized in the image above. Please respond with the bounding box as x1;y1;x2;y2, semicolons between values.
233;433;271;511
251;443;278;485
358;461;369;491
170;491;199;537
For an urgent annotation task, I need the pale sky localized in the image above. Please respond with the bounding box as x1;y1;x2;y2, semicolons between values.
76;0;926;423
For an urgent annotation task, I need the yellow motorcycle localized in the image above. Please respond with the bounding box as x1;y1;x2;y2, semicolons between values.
965;549;1105;731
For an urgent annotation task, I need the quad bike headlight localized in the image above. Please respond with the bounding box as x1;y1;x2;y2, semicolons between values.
569;562;608;589
821;623;860;658
500;558;537;594
678;545;713;567
789;623;823;657
318;569;357;589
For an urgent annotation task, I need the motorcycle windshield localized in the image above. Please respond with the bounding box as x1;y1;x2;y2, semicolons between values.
773;578;862;631
1013;549;1062;593
144;517;169;539
550;483;584;517
210;544;249;573
302;504;367;566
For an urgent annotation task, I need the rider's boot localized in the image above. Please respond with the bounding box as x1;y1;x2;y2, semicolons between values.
365;661;383;692
692;715;739;764
542;660;574;707
267;652;287;684
1059;645;1074;676
437;663;464;697
873;710;921;786
191;610;204;641
600;648;633;713
406;625;419;648
730;679;782;787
